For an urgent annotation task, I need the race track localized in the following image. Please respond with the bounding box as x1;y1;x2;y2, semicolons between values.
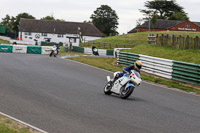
0;53;200;133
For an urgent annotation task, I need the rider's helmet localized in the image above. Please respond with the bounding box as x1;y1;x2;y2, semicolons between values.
134;60;142;71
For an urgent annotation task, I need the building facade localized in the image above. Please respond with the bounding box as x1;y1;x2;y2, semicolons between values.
128;19;200;33
18;19;102;45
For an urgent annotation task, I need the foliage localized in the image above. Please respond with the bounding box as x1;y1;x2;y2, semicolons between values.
41;15;55;20
0;13;35;33
151;14;158;29
90;5;119;36
0;15;16;32
140;0;189;20
168;12;189;20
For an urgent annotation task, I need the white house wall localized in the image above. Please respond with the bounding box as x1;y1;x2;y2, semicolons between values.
19;32;101;46
83;36;101;42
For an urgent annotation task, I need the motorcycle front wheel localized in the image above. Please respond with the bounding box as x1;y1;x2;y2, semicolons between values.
104;81;112;95
120;86;134;99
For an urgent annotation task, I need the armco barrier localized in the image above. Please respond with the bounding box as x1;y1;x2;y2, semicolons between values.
117;51;200;85
172;61;200;85
139;54;173;79
117;52;139;66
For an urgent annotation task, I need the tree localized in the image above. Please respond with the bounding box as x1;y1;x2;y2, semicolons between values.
140;0;189;20
90;5;119;36
0;14;15;32
151;14;158;29
41;15;55;20
14;13;35;33
168;12;189;20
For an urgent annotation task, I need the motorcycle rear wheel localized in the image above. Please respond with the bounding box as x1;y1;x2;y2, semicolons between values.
104;81;112;95
120;86;134;99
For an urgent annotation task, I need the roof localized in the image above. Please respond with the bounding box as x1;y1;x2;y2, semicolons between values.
19;18;102;37
128;28;137;33
139;19;185;29
193;22;200;27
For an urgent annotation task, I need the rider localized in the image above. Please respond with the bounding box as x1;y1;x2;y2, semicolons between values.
113;60;143;82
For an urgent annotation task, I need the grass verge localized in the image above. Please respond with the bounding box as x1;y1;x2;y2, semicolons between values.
122;43;200;64
0;114;39;133
67;56;200;94
0;39;10;44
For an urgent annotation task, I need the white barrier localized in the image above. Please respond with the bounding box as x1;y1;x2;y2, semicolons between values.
139;54;173;79
84;47;107;56
12;45;27;54
42;46;53;54
84;48;93;55
98;49;107;56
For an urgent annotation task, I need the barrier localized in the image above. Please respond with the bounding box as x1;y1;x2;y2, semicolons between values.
0;44;52;55
72;46;114;56
172;61;200;85
13;45;27;54
72;46;84;53
139;54;173;79
117;51;200;85
42;46;53;54
0;45;13;53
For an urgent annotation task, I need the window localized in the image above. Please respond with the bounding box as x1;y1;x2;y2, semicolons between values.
25;32;31;35
185;24;190;28
74;38;76;43
58;34;64;38
42;33;47;36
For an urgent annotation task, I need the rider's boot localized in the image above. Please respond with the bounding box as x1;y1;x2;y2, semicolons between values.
112;73;120;86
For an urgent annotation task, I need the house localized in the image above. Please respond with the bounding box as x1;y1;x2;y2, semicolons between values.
18;18;102;45
128;19;200;33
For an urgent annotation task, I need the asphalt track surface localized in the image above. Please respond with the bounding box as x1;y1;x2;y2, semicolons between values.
0;53;200;133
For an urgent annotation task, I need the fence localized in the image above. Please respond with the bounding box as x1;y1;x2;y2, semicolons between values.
117;52;200;85
156;34;200;49
81;41;135;49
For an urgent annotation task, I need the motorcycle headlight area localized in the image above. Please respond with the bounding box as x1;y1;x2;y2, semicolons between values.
131;78;139;85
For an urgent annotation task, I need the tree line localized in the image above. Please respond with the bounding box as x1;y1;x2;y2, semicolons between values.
138;0;189;27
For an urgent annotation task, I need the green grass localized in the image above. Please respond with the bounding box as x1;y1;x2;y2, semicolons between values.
122;43;200;64
0;115;31;133
67;56;200;94
80;31;200;64
0;39;9;44
81;31;200;47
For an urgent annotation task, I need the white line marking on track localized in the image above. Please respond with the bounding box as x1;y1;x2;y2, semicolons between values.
0;112;48;133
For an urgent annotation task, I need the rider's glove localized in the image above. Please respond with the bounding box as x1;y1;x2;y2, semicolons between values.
124;71;129;75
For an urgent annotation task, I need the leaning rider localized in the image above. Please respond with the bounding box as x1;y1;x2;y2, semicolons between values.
113;60;143;82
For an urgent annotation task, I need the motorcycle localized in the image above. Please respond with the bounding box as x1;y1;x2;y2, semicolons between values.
92;46;99;56
104;70;142;99
49;45;59;57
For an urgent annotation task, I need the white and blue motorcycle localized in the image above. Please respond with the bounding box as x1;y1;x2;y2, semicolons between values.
104;70;142;99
